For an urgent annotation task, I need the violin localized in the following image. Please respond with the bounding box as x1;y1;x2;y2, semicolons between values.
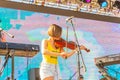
54;38;90;52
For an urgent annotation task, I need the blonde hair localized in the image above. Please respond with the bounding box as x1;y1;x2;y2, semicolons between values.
48;24;62;38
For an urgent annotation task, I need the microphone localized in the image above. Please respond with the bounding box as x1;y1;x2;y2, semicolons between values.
0;28;14;38
66;16;74;22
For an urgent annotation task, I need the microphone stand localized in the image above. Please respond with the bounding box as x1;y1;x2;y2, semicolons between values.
0;28;15;80
67;20;87;80
1;30;14;38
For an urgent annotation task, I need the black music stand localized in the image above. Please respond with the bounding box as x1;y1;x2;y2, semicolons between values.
0;49;15;80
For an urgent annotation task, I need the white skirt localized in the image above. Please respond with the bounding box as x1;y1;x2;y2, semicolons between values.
40;62;62;80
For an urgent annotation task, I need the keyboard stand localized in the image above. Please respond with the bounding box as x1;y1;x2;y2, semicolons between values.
0;49;15;80
11;49;15;80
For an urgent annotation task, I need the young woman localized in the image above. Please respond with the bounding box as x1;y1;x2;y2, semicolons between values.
40;24;89;80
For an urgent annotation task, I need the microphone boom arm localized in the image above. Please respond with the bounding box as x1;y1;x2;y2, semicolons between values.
0;28;14;38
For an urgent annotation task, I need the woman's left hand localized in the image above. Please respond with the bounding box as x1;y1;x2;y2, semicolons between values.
77;45;90;52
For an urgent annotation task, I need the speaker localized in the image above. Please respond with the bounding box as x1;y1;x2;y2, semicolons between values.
28;68;41;80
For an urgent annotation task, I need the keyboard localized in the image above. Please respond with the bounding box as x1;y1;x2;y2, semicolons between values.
0;42;40;57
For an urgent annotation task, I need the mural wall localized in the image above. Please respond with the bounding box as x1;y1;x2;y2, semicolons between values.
0;7;120;80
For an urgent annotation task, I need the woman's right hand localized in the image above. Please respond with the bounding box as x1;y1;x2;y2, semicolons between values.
60;52;68;59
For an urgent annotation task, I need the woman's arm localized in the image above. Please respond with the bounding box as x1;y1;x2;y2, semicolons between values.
65;49;77;58
59;48;77;59
79;45;90;52
63;45;90;58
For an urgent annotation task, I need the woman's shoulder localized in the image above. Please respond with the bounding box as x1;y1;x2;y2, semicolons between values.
41;39;49;47
42;39;49;43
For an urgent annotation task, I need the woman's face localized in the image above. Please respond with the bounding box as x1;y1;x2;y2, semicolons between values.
53;37;61;41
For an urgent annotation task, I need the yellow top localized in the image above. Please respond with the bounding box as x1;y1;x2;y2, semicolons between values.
43;41;61;64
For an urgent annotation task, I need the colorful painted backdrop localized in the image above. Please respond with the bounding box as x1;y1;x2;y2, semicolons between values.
0;7;120;80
